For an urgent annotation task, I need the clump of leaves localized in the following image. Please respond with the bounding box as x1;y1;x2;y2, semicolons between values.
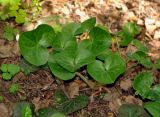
3;25;19;41
9;83;19;94
19;18;126;85
0;64;20;80
0;0;27;24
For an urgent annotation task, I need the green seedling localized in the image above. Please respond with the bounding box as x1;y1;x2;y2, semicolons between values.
0;64;20;80
9;83;19;94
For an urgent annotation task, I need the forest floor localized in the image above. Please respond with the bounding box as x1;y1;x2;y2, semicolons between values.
0;0;160;117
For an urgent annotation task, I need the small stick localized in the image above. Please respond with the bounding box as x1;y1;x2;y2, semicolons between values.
76;72;95;89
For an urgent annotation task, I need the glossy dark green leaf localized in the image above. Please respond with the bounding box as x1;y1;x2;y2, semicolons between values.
97;49;112;61
48;52;75;80
19;24;55;66
87;52;126;84
52;31;76;51
75;17;96;35
133;72;153;99
144;102;160;117
13;102;34;117
89;27;112;56
131;51;153;69
118;104;150;117
119;22;141;46
62;22;80;36
56;95;89;114
53;42;94;72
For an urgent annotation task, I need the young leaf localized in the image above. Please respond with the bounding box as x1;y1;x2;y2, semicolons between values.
144;102;160;117
89;27;112;56
118;104;150;117
3;25;18;41
131;51;153;69
2;72;12;80
119;22;141;46
9;83;19;94
8;64;20;75
75;17;96;35
133;72;153;99
87;52;126;84
19;24;55;66
0;64;8;72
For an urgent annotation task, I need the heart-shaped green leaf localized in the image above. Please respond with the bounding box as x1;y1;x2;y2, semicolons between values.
52;22;80;51
119;22;141;46
48;52;75;80
133;72;153;99
19;24;55;66
87;52;126;84
144;102;160;117
53;40;95;72
89;27;112;56
75;17;96;35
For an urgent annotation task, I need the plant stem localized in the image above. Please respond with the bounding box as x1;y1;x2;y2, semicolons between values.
76;72;95;89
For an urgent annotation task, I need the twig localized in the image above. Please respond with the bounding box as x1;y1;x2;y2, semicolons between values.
55;79;70;99
76;72;95;89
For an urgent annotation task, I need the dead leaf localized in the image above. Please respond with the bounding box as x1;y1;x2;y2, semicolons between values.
0;39;20;58
109;98;122;113
120;79;132;91
0;103;10;117
67;82;80;98
154;30;160;39
123;95;143;106
32;97;51;111
103;92;120;101
149;40;160;48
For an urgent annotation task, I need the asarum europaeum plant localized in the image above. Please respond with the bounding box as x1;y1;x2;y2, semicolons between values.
19;17;127;84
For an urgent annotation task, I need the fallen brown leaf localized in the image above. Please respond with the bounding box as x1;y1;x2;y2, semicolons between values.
67;82;80;98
